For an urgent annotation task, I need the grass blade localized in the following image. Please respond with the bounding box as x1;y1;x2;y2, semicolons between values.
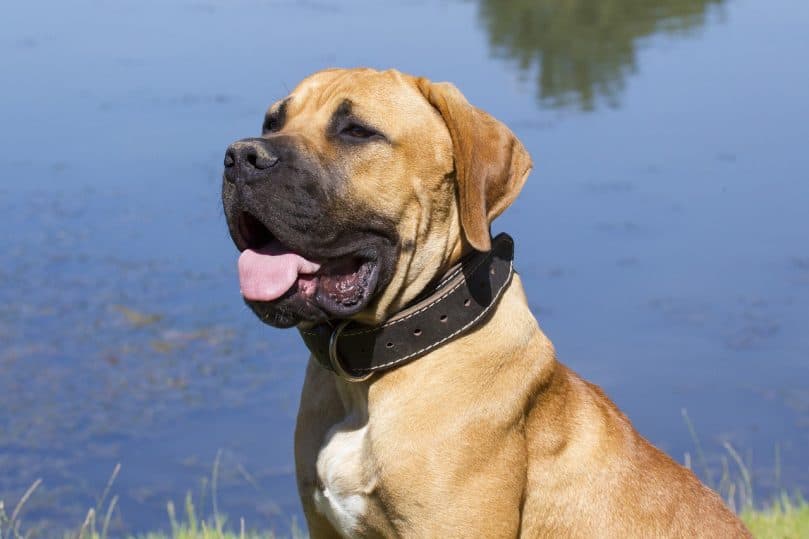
681;408;714;487
96;463;121;517
101;495;118;539
9;479;42;533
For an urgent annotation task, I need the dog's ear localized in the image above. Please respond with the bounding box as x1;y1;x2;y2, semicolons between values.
415;78;532;251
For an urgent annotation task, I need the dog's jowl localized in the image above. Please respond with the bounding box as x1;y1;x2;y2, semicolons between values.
222;68;750;538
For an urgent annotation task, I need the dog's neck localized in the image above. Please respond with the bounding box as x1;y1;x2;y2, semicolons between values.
298;233;516;382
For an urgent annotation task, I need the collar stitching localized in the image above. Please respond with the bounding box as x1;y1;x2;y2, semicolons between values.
352;259;513;373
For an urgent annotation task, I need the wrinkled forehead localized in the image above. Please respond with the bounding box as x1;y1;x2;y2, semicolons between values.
267;69;435;130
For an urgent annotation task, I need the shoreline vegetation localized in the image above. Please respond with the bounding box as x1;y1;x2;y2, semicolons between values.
1;482;807;538
3;420;808;539
2;474;807;539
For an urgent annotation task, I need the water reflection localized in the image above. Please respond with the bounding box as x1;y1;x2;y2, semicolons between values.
476;0;725;110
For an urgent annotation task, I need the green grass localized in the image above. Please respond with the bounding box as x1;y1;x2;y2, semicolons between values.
0;459;306;539
3;483;807;539
1;437;807;539
1;488;305;539
131;493;306;539
742;495;809;539
679;409;809;538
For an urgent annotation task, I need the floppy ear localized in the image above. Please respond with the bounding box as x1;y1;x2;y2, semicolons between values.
416;78;532;251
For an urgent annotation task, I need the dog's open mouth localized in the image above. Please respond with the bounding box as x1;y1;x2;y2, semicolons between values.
235;212;380;315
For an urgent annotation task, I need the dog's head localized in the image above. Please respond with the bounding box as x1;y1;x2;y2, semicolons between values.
222;68;531;328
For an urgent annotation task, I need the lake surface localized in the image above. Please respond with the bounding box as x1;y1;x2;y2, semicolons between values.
1;0;808;534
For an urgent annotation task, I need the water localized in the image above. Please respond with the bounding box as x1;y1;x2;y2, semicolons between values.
1;0;807;534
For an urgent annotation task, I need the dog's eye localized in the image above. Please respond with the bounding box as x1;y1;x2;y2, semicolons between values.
262;117;279;134
341;124;376;139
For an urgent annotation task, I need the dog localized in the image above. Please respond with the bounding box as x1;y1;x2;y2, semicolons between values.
222;68;750;538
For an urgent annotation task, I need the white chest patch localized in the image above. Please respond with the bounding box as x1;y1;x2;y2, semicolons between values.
313;391;375;538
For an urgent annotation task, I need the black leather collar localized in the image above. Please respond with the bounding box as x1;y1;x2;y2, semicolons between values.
298;233;515;381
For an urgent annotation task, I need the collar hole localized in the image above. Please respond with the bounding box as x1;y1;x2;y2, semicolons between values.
439;315;448;322
414;329;422;336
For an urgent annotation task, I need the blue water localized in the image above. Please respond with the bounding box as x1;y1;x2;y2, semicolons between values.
1;0;808;534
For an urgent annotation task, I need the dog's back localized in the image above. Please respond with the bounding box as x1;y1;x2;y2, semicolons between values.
522;363;750;537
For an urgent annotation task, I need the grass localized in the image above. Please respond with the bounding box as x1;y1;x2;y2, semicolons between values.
680;408;809;538
3;477;807;538
133;493;306;539
742;494;809;539
0;456;305;539
1;431;807;538
0;487;305;539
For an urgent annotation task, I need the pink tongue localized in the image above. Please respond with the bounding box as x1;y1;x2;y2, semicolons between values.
238;241;321;301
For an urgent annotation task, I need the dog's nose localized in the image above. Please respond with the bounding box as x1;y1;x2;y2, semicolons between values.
224;139;279;183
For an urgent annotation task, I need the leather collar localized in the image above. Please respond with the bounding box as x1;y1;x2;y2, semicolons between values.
298;233;515;381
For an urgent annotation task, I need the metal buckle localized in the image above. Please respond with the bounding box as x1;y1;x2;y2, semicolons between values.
328;320;374;383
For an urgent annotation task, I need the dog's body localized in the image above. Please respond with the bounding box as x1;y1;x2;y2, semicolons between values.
222;68;750;538
296;276;747;538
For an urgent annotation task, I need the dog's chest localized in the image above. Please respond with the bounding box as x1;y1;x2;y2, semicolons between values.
313;397;377;537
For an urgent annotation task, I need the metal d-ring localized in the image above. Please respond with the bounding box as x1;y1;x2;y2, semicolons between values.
328;320;374;383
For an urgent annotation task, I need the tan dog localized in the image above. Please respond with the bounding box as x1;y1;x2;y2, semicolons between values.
222;68;750;538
